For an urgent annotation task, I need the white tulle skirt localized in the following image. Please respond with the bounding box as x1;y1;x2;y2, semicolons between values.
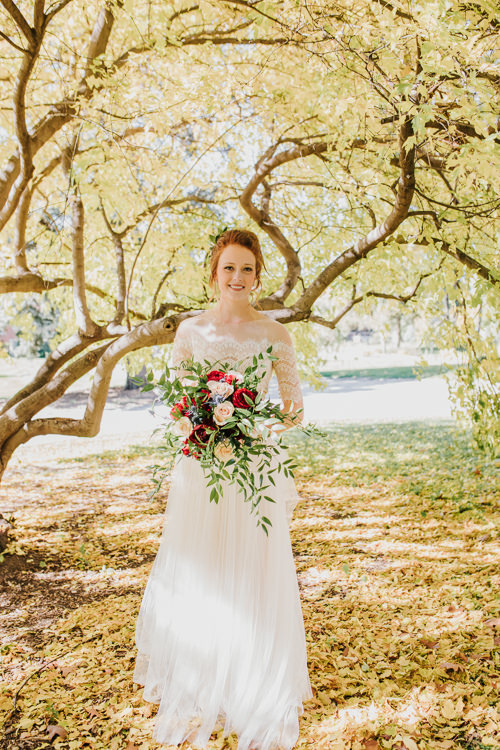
133;446;312;750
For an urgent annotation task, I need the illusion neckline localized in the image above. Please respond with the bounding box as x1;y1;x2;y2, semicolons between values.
189;327;292;349
194;316;270;327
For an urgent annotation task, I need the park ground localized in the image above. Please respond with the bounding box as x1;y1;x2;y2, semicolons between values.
0;359;499;750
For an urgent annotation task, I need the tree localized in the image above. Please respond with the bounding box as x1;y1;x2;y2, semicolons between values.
0;0;498;478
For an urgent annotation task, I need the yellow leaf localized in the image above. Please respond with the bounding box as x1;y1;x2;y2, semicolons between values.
441;699;456;719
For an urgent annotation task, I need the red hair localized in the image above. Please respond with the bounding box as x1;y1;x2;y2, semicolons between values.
208;229;266;295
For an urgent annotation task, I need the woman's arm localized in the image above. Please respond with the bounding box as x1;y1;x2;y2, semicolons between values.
271;326;304;433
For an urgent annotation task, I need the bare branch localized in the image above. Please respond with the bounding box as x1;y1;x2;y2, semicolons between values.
100;199;126;325
0;272;69;293
151;268;176;319
0;18;44;230
33;0;45;31
0;28;26;52
374;0;414;20
45;0;73;21
423;237;499;286
310;267;441;330
179;33;288;45
408;209;500;286
70;188;99;336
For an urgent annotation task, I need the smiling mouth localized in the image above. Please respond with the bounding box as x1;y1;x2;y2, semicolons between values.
229;285;244;290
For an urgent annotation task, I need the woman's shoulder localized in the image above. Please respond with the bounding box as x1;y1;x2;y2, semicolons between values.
265;318;294;346
175;312;204;333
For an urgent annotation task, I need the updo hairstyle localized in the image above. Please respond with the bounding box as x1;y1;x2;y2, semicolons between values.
208;229;266;299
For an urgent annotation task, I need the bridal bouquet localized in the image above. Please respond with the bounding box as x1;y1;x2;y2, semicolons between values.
139;347;317;533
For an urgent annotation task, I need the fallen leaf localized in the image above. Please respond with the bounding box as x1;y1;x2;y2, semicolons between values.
485;617;500;628
441;698;457;719
59;665;77;678
420;638;439;649
47;724;68;741
439;661;463;671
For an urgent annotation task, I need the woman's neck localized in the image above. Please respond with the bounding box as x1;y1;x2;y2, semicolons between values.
210;299;260;324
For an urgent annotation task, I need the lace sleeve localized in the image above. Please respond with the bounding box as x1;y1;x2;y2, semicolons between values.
170;322;192;381
272;337;303;411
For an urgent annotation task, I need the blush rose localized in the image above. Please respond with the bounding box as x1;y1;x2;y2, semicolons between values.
213;400;235;426
207;380;234;399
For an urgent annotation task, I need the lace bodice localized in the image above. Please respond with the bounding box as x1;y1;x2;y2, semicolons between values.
170;317;303;408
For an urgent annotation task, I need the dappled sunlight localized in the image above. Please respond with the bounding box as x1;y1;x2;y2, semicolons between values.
0;423;498;749
318;685;438;738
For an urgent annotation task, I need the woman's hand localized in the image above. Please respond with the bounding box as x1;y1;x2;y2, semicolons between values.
272;402;304;434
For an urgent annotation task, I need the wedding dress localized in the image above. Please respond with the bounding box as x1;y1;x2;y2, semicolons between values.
133;318;312;750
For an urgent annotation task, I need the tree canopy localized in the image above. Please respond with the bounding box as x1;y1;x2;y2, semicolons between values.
0;0;498;475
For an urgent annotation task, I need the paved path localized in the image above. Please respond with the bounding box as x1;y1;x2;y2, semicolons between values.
6;375;453;467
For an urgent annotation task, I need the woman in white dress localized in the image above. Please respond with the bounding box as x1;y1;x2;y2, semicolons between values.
133;229;312;750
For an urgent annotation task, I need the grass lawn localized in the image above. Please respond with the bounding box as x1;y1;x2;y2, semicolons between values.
0;423;498;750
319;365;452;380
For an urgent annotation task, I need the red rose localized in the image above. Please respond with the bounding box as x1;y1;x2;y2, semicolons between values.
188;424;215;448
206;370;238;385
182;441;200;460
232;387;257;409
170;400;185;420
170;394;194;419
206;370;225;381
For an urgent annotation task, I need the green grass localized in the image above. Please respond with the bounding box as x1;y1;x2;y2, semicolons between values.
282;421;499;517
319;364;453;379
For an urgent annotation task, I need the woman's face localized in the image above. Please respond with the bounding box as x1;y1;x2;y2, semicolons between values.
215;244;257;301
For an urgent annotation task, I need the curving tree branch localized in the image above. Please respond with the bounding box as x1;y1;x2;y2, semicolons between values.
240;138;332;302
0;332;110;415
293;118;416;312
309;265;442;329
0;316;182;476
0;1;120;224
0;0;35;46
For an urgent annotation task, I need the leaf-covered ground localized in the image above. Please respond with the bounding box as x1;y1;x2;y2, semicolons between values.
0;422;498;750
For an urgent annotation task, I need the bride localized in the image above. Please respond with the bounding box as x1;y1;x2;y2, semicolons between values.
133;229;312;749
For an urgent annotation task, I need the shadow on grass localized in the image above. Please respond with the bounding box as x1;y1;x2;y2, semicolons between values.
0;422;498;750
